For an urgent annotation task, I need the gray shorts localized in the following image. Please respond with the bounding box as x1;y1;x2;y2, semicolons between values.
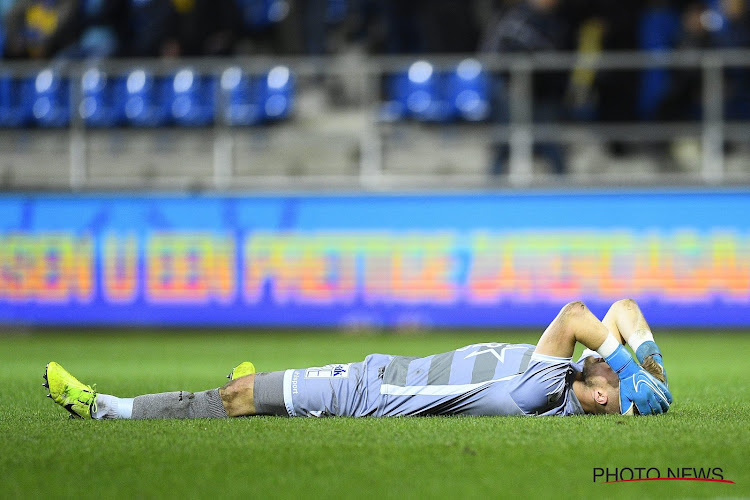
280;354;393;417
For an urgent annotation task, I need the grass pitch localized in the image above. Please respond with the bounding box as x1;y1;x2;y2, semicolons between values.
0;330;748;499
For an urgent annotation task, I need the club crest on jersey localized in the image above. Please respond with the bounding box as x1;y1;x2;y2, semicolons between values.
305;363;351;379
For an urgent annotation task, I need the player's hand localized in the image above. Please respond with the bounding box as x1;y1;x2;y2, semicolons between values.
620;369;672;415
604;343;672;415
635;341;668;387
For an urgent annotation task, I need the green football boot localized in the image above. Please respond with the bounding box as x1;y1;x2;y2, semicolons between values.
227;361;256;380
43;362;97;419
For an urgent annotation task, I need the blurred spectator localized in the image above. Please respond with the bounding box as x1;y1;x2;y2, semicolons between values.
637;0;681;120
422;0;479;53
164;0;239;57
381;0;426;53
656;2;711;121
714;0;750;119
655;0;750;120
4;0;80;58
0;0;19;17
372;0;479;54
0;0;20;56
481;0;568;54
298;0;327;55
122;0;176;57
58;0;128;58
0;0;748;133
481;0;569;175
577;0;644;124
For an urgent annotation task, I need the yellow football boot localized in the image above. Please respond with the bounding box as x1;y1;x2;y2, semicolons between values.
227;361;256;380
43;362;97;419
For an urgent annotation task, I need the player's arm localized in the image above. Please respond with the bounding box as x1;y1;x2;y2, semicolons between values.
534;301;614;359
534;301;672;415
602;298;667;385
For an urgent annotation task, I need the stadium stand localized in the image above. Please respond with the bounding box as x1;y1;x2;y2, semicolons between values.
0;0;749;189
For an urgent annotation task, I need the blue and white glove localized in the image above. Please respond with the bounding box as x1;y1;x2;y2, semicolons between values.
635;340;668;387
605;343;672;415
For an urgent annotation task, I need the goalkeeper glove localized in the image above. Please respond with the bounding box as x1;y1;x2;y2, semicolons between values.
635;340;668;387
605;343;672;415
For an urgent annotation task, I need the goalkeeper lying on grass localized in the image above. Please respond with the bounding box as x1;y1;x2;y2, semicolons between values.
44;299;671;420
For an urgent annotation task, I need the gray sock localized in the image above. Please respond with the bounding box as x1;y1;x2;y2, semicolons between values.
130;389;228;419
253;371;286;416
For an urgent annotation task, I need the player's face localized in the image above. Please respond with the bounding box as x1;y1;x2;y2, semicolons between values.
582;357;621;414
582;356;616;382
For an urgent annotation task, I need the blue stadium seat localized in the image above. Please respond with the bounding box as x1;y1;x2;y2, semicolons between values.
445;59;490;122
79;68;126;127
236;0;289;31
220;66;294;126
31;69;70;127
0;74;34;127
261;65;294;121
381;61;449;122
169;68;216;127
123;68;170;127
382;60;492;123
220;67;264;125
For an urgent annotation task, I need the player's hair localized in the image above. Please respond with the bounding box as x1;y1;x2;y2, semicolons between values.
581;357;617;388
640;356;666;384
581;357;619;414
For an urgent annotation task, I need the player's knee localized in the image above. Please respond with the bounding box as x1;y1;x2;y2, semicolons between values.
613;298;638;311
561;300;587;319
220;376;252;403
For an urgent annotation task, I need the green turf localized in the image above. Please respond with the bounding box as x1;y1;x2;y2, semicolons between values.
0;330;747;499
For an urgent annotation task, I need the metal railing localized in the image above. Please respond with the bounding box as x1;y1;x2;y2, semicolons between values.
1;49;750;191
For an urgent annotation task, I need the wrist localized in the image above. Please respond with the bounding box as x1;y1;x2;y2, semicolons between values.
635;340;662;364
603;343;638;379
596;333;621;358
628;328;655;354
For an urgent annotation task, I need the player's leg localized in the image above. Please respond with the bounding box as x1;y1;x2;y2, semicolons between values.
536;301;611;359
44;361;288;420
98;371;287;419
219;371;288;417
218;373;256;417
602;298;667;383
602;298;651;346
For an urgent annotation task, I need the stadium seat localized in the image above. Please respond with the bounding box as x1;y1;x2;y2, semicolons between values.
31;69;71;128
79;67;126;127
220;66;294;126
123;68;170;127
169;68;216;127
445;58;490;122
0;74;34;127
262;65;294;121
381;60;449;122
220;67;263;126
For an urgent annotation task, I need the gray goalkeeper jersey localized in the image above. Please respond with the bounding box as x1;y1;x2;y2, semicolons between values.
282;343;586;418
